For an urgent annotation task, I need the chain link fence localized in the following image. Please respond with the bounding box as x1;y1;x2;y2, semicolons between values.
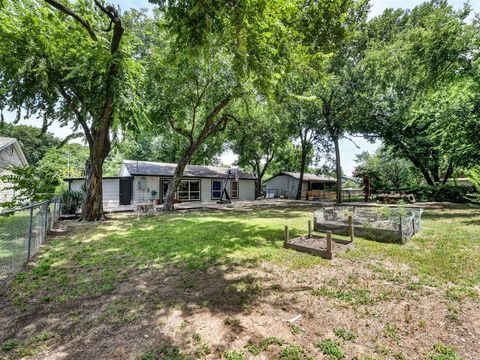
0;198;61;285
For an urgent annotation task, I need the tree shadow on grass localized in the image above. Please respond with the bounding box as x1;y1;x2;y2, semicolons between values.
0;213;319;359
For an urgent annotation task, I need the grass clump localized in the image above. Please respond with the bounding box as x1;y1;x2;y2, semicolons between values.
315;339;345;360
279;344;313;360
224;350;245;360
333;327;357;341
383;323;400;342
291;324;301;335
428;343;462;360
246;336;284;355
2;339;19;352
311;278;375;306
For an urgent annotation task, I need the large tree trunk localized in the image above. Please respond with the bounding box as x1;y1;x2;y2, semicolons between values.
255;178;262;199
296;142;308;200
333;135;342;203
81;131;110;221
163;145;196;211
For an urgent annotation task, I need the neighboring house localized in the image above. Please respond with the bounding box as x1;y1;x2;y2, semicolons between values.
264;172;336;199
0;137;29;204
65;160;257;207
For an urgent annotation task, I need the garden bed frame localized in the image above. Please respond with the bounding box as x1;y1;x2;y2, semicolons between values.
284;220;355;260
314;205;423;244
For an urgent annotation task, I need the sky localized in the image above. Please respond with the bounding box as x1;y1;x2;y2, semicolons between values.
3;0;478;175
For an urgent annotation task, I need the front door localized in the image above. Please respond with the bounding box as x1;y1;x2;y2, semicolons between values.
119;178;133;205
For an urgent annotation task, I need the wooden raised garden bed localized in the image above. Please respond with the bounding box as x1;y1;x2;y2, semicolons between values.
284;220;355;260
314;205;423;244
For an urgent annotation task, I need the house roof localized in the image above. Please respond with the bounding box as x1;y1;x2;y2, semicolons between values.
122;160;257;180
268;172;336;183
0;137;28;166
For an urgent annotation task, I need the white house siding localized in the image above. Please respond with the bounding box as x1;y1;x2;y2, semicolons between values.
201;178;212;202
133;176;160;202
0;143;27;203
238;179;256;200
69;178;120;207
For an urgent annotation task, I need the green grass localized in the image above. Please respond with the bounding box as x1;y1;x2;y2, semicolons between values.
333;327;357;341
315;339;345;360
5;205;480;312
246;336;284;355
345;205;480;286
428;343;463;360
2;205;480;359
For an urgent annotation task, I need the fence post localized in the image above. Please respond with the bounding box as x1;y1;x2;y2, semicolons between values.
44;202;49;237
284;225;289;244
308;220;312;238
326;231;332;254
51;201;56;231
348;215;354;242
27;206;34;260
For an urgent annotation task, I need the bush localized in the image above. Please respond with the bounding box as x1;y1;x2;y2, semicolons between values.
405;184;476;203
60;190;84;214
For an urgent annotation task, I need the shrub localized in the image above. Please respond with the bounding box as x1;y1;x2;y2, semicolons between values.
60;190;84;214
406;184;476;203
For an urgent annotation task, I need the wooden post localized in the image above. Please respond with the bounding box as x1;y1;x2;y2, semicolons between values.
412;218;416;234
284;225;289;244
399;215;403;239
308;220;312;238
348;215;354;242
326;231;332;254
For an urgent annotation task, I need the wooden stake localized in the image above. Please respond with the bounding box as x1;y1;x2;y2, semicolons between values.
284;225;289;244
308;220;312;238
348;215;354;242
326;231;332;254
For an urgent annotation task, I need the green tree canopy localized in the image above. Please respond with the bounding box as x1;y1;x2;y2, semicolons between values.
0;0;144;220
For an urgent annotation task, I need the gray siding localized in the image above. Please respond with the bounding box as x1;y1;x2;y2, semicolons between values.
265;175;307;198
0;144;27;203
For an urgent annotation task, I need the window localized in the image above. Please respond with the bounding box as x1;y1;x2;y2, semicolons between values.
162;179;200;201
212;180;222;199
189;181;200;200
231;181;239;199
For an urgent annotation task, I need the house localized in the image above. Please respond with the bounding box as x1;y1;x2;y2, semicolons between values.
65;160;257;207
264;171;336;199
0;137;29;204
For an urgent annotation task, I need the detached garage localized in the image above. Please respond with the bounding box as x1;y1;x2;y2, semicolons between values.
65;160;257;207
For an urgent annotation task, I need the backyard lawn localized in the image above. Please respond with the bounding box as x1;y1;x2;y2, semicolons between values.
0;205;479;359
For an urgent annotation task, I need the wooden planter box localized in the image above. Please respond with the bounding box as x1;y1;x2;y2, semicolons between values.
284;234;354;260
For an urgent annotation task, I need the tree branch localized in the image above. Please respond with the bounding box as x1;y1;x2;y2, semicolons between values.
57;85;93;147
168;116;193;143
44;0;98;41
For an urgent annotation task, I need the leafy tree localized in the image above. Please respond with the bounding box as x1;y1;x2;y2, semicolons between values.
0;123;60;165
38;143;90;186
147;0;291;211
230;97;289;198
357;1;478;186
279;74;320;200
293;0;370;203
353;147;423;190
266;142;304;177
0;166;57;207
0;0;143;220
